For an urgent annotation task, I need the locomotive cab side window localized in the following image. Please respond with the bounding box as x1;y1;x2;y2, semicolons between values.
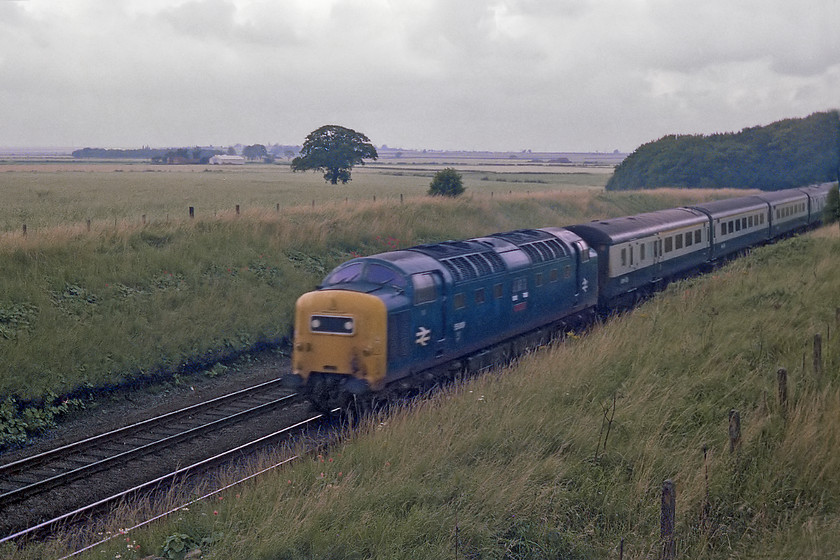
573;241;590;262
412;273;437;305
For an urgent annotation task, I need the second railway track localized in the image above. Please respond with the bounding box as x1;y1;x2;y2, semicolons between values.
0;376;310;538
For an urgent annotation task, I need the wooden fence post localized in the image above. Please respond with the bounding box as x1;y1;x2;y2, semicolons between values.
660;479;676;560
86;219;91;232
813;333;822;382
235;204;240;216
22;224;26;237
777;367;788;415
142;214;146;225
189;206;194;219
728;409;741;454
276;203;280;212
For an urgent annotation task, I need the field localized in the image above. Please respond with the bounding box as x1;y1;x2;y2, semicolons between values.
10;220;840;560
0;160;610;233
0;158;746;444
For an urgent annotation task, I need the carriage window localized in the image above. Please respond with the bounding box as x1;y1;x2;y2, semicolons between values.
735;220;741;232
675;235;683;250
695;229;702;244
494;283;503;299
685;232;692;247
412;273;437;305
474;288;486;305
454;293;466;310
640;243;646;261
621;248;627;267
748;216;754;228
741;218;747;229
664;237;673;253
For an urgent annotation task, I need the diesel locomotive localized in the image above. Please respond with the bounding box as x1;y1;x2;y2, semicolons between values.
289;183;835;413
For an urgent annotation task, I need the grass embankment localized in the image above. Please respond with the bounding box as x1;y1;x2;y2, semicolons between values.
0;189;732;403
11;228;839;559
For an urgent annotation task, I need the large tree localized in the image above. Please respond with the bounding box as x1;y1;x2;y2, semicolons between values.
290;125;378;184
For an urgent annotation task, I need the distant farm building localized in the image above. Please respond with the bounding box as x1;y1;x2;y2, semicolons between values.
209;155;246;165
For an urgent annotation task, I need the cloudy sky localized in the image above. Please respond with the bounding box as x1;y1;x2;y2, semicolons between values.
1;0;838;152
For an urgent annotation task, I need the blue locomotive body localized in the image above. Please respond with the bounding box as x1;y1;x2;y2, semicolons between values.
292;228;598;409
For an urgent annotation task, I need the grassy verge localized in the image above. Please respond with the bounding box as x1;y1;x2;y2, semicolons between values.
0;189;735;401
11;227;839;559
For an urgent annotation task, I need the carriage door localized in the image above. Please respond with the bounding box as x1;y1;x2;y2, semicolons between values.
411;272;446;360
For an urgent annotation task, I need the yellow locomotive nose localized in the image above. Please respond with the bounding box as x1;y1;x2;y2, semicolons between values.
292;290;388;389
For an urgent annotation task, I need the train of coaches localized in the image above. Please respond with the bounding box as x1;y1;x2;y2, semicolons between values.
290;183;835;412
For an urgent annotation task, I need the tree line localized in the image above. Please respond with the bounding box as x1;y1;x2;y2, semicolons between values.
606;110;840;191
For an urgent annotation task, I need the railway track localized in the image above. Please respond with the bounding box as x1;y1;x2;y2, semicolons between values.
0;377;313;539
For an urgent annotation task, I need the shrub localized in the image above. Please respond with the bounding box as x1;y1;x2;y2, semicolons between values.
428;168;465;197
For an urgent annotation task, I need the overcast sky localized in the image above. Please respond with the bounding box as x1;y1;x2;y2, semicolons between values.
1;0;838;152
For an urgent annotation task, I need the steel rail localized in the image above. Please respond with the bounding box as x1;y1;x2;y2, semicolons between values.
0;381;299;507
0;378;292;478
1;412;329;547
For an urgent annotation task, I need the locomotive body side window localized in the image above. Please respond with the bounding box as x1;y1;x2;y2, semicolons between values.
549;269;559;282
454;293;466;310
475;288;486;305
494;283;503;299
535;273;543;287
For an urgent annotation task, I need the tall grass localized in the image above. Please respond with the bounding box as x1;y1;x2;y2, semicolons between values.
12;227;838;560
0;188;733;402
3;225;840;559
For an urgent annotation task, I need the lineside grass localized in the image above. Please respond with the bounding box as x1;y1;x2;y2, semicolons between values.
0;188;741;406
16;226;839;559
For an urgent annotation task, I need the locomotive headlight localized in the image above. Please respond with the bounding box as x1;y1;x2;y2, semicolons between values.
309;314;355;335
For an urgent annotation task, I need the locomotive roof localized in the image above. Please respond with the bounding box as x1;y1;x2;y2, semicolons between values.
364;228;578;284
566;207;707;245
688;195;768;219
